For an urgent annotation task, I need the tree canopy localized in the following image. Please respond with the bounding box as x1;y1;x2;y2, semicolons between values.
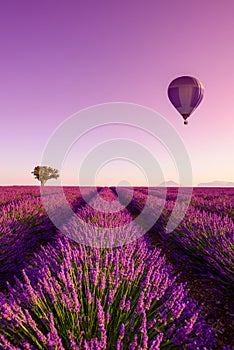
31;166;59;186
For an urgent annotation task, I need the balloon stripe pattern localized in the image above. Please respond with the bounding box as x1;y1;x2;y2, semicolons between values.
168;76;204;123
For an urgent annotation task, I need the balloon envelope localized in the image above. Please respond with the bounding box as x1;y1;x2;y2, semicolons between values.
168;76;204;124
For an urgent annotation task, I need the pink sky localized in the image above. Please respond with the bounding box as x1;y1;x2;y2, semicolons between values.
1;0;234;186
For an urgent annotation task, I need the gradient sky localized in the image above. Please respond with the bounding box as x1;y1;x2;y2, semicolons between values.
1;0;234;186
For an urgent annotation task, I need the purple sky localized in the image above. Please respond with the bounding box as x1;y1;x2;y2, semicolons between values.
1;0;234;186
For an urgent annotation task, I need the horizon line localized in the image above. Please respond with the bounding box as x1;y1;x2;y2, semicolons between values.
1;184;234;188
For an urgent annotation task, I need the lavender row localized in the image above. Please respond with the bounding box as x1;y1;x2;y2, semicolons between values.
117;187;234;287
190;189;234;220
62;187;145;248
0;187;97;291
116;187;166;231
133;187;234;220
162;203;234;286
0;186;41;205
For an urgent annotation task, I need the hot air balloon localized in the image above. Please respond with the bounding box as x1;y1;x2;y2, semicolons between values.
167;76;204;125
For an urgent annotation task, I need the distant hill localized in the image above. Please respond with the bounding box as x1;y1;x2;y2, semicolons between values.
159;181;179;187
198;181;234;187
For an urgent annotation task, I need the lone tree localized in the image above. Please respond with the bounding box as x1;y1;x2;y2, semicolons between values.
31;165;59;186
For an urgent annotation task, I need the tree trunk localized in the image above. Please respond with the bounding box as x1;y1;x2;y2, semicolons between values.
40;179;46;186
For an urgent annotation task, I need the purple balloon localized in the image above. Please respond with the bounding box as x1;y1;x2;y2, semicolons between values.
168;76;204;125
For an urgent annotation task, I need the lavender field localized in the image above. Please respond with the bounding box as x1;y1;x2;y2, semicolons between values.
0;186;233;349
